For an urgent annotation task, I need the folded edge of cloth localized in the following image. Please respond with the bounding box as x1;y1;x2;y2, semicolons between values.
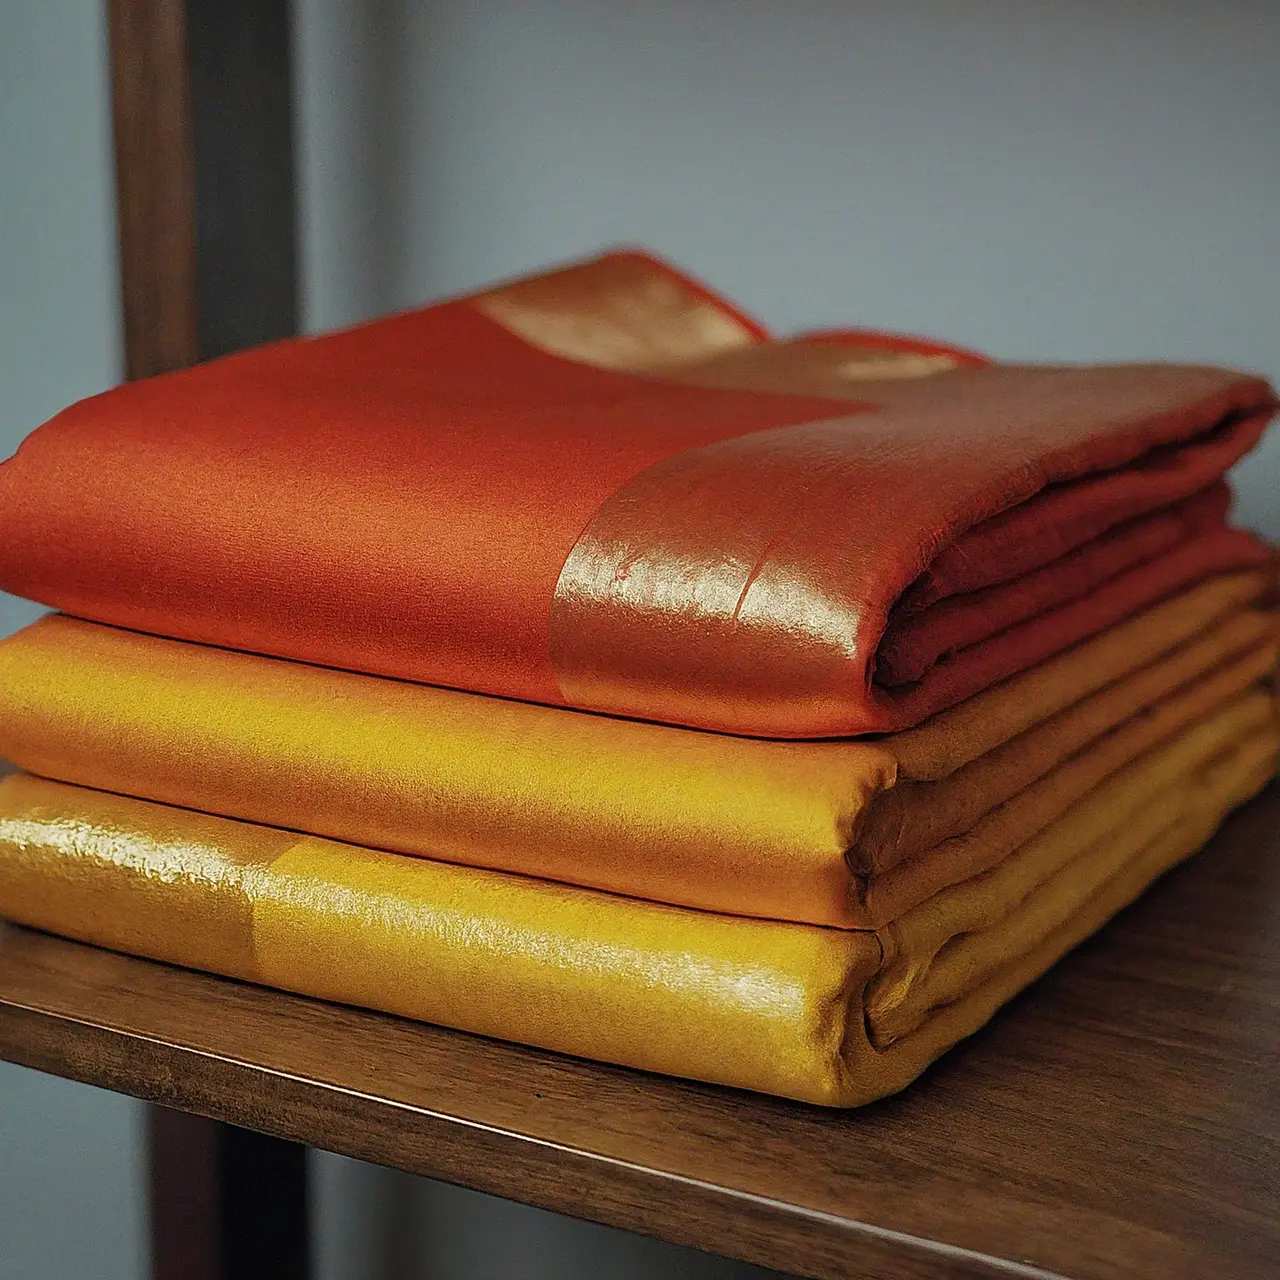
856;600;1276;872
886;570;1270;775
875;482;1232;685
0;252;1273;739
866;689;1279;1037
0;574;1272;931
854;732;1276;1086
858;643;1277;926
873;731;1276;1047
0;752;1270;1106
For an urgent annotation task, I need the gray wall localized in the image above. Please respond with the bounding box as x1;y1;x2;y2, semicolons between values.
0;5;147;1280
0;0;121;635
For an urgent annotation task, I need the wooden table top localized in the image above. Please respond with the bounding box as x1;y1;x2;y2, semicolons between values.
1;784;1277;1280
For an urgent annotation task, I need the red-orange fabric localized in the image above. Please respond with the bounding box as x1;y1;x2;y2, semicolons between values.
0;254;1272;737
0;303;850;711
880;482;1233;685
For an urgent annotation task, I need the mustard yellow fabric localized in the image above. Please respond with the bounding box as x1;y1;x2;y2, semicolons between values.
867;690;1277;1042
0;573;1272;930
0;774;881;1104
0;709;1271;1105
861;650;1274;924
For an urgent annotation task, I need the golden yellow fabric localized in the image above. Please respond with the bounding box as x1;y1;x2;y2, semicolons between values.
0;774;878;1104
867;690;1277;1042
860;650;1274;924
0;703;1271;1105
472;255;967;384
0;573;1272;930
654;332;967;393
0;780;279;978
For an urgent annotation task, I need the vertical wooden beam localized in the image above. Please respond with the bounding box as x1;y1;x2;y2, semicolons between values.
149;1110;310;1280
106;3;308;1278
149;1109;224;1280
220;1122;310;1279
106;0;200;378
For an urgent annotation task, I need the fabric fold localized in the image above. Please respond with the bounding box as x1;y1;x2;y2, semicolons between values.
858;646;1276;924
866;691;1277;1042
0;744;1270;1106
876;481;1233;685
0;574;1273;931
0;250;1271;737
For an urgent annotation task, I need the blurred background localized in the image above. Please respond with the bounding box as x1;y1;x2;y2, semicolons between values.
1;1;1277;1276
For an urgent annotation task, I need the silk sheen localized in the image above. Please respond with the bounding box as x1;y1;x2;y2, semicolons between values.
0;574;1272;930
0;717;1271;1106
0;251;1271;737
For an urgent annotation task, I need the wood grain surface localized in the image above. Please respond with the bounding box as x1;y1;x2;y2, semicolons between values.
1;784;1277;1279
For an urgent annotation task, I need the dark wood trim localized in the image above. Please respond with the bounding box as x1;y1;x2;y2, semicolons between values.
106;4;307;1277
150;1109;310;1280
150;1109;224;1280
107;0;200;379
186;0;299;359
219;1123;310;1280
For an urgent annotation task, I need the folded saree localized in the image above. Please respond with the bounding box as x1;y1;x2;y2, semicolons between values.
0;252;1273;737
0;682;1272;1106
0;572;1273;930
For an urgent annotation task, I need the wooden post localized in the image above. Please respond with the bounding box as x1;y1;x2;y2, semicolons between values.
106;2;308;1276
106;0;200;378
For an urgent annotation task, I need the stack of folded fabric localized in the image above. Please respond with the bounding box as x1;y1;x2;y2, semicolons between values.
0;252;1274;1106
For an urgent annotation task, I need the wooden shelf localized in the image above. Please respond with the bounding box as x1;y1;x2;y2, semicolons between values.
1;784;1276;1278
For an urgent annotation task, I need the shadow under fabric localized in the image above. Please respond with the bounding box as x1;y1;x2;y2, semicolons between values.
0;252;1272;737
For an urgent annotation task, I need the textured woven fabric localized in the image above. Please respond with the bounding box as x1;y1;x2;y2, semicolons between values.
0;700;1271;1106
0;251;1271;737
0;576;1269;926
0;573;1272;929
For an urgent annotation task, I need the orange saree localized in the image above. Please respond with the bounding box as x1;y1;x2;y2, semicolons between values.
0;252;1271;737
